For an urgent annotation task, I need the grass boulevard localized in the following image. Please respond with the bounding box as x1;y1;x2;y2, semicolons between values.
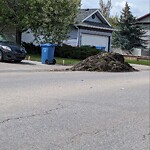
26;54;150;66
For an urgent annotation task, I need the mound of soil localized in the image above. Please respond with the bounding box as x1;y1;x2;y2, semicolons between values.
70;52;137;72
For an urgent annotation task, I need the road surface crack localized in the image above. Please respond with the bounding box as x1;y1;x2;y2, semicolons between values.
0;104;64;124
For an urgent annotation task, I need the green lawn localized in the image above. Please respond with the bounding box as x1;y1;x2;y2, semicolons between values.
26;54;41;62
26;54;150;66
125;58;150;66
26;54;80;65
55;57;80;65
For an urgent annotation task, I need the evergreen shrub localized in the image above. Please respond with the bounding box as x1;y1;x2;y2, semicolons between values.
22;43;100;60
55;45;100;59
22;42;41;55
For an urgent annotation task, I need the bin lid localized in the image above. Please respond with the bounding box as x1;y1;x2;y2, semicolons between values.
95;46;105;49
41;43;57;47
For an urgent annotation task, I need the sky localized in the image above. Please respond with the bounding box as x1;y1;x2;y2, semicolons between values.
81;0;149;18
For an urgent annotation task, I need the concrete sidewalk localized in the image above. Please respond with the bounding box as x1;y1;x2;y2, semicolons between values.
0;60;149;73
130;64;150;71
0;60;72;72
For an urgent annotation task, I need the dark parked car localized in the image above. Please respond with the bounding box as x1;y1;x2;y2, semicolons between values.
0;34;27;62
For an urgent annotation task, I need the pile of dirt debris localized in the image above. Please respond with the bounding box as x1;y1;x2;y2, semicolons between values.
70;52;137;72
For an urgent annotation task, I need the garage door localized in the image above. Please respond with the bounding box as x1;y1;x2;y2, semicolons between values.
81;34;109;51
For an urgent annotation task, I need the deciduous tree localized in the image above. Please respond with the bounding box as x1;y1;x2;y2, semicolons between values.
0;0;80;44
32;0;80;44
0;0;33;44
99;0;111;19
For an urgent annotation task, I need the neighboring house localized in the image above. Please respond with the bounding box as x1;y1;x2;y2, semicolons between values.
136;13;150;56
22;9;114;52
113;13;150;56
64;9;114;52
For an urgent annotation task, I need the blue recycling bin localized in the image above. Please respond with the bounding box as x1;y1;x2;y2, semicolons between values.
95;46;106;51
41;44;56;64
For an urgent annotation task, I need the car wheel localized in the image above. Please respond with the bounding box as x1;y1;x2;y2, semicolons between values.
0;51;3;62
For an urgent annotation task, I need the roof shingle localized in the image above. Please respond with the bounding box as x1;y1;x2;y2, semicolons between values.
75;9;98;23
75;9;113;30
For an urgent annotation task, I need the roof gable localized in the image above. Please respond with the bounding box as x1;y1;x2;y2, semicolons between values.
75;9;113;30
86;13;103;23
75;9;97;23
82;10;111;26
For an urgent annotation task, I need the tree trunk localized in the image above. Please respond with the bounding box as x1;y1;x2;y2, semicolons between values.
16;28;22;45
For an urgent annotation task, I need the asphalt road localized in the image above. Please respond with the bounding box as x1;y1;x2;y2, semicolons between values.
0;70;149;150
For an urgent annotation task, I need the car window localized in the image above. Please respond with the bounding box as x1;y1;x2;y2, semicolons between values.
0;34;16;43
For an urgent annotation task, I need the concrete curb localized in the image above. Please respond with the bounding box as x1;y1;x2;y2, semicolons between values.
0;60;72;73
0;61;149;73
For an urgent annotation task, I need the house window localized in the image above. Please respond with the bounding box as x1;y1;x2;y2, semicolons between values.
92;14;95;19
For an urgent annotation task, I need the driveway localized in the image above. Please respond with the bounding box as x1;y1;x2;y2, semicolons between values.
0;66;149;150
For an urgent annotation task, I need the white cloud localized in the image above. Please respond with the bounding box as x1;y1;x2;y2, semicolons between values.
112;0;149;17
81;0;99;8
81;0;149;17
114;0;134;7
